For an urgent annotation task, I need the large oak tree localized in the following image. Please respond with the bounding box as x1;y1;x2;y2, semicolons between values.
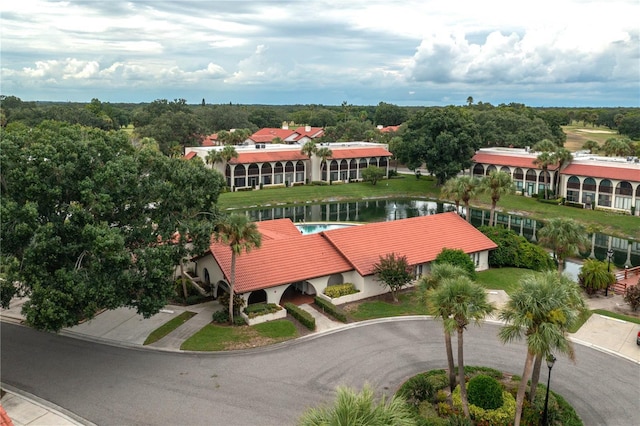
1;121;224;331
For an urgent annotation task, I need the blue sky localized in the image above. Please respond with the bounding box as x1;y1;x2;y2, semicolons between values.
2;0;639;107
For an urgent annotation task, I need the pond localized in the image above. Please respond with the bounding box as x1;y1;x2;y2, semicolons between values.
242;198;639;268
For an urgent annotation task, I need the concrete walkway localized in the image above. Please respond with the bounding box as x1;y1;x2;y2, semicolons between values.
298;303;344;332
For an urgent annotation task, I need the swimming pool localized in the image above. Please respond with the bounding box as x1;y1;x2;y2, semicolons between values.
296;223;355;235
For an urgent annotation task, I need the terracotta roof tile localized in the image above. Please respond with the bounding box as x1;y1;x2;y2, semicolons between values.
321;213;497;276
328;147;392;159
561;163;640;182
229;150;308;164
473;153;559;170
184;151;197;160
210;233;352;293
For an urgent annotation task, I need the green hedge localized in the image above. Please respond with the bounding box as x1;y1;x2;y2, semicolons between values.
323;283;359;298
479;226;555;271
537;197;563;205
564;201;584;209
314;296;348;322
243;303;282;318
284;303;316;330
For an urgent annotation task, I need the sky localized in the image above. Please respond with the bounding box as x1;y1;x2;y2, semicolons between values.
2;0;639;107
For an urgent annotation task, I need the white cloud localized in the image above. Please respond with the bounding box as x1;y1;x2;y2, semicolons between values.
1;0;638;106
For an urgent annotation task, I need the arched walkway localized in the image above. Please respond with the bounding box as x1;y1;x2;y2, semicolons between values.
279;281;317;305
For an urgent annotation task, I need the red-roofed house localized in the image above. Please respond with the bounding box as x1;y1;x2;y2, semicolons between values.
185;142;392;189
189;213;497;307
472;147;640;215
247;125;324;145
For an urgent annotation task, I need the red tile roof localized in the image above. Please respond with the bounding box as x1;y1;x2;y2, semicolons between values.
379;125;400;133
293;127;324;140
329;146;392;159
249;128;297;143
210;233;352;293
184;151;197;160
561;163;640;182
229;150;308;164
473;153;559;170
321;213;497;276
208;213;496;293
202;134;218;146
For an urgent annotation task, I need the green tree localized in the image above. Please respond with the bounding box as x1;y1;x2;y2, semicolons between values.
618;114;640;139
537;218;587;273
300;141;317;183
298;384;417;426
0;121;224;331
220;144;239;163
372;253;413;302
205;150;223;168
601;137;632;157
582;140;599;153
624;283;640;311
374;101;408;126
400;106;480;185
479;171;514;227
214;215;262;324
578;259;615;295
429;276;494;418
316;147;333;181
551;147;573;194
441;176;479;222
361;166;386;185
533;150;554;199
440;178;463;212
434;248;476;280
418;263;471;401
499;272;584;426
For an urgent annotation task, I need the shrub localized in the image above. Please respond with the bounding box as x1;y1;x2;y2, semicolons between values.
284;302;315;330
452;386;515;426
212;310;229;323
314;296;348;322
537;197;563;205
311;180;329;186
434;248;477;279
243;303;282;318
565;201;584;209
467;375;504;410
323;283;359;298
397;374;436;407
521;385;560;426
479;226;554;271
624;283;640;311
218;292;246;315
417;401;449;426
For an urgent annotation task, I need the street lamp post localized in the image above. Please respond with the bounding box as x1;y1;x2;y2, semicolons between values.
606;249;614;296
541;354;557;426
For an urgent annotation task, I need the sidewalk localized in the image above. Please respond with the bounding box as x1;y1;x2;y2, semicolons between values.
0;388;90;426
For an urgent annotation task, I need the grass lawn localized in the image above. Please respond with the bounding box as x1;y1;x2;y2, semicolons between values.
345;290;430;321
476;268;540;295
180;319;298;351
592;309;640;325
143;311;196;345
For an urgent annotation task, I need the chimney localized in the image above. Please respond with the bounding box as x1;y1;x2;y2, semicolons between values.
305;125;311;132
282;121;288;130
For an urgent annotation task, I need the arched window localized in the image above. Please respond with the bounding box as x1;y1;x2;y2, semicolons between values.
598;179;612;207
500;166;511;175
582;177;596;205
261;163;272;185
233;164;246;188
566;176;580;202
274;162;283;184
369;157;378;168
614;181;633;210
472;164;484;177
379;157;388;168
486;165;497;175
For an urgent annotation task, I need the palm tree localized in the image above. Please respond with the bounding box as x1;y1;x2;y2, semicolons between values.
220;144;239;163
214;214;262;324
578;258;615;295
298;384;417;426
440;178;462;213
205;150;223;169
537;217;587;273
315;146;333;182
419;263;472;402
551;147;573;194
479;171;513;226
429;276;494;418
533;151;553;200
458;176;479;223
300;141;317;183
499;272;584;426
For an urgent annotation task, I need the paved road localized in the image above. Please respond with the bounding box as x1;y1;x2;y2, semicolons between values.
1;319;637;426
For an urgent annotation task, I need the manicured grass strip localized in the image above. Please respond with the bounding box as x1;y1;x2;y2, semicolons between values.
592;309;640;324
144;311;197;345
253;319;297;339
180;320;298;351
476;268;540;295
348;291;429;321
181;324;246;351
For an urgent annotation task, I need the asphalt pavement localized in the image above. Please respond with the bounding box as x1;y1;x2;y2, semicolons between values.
1;291;639;425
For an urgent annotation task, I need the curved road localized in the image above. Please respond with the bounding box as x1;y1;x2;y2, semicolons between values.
1;318;637;425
